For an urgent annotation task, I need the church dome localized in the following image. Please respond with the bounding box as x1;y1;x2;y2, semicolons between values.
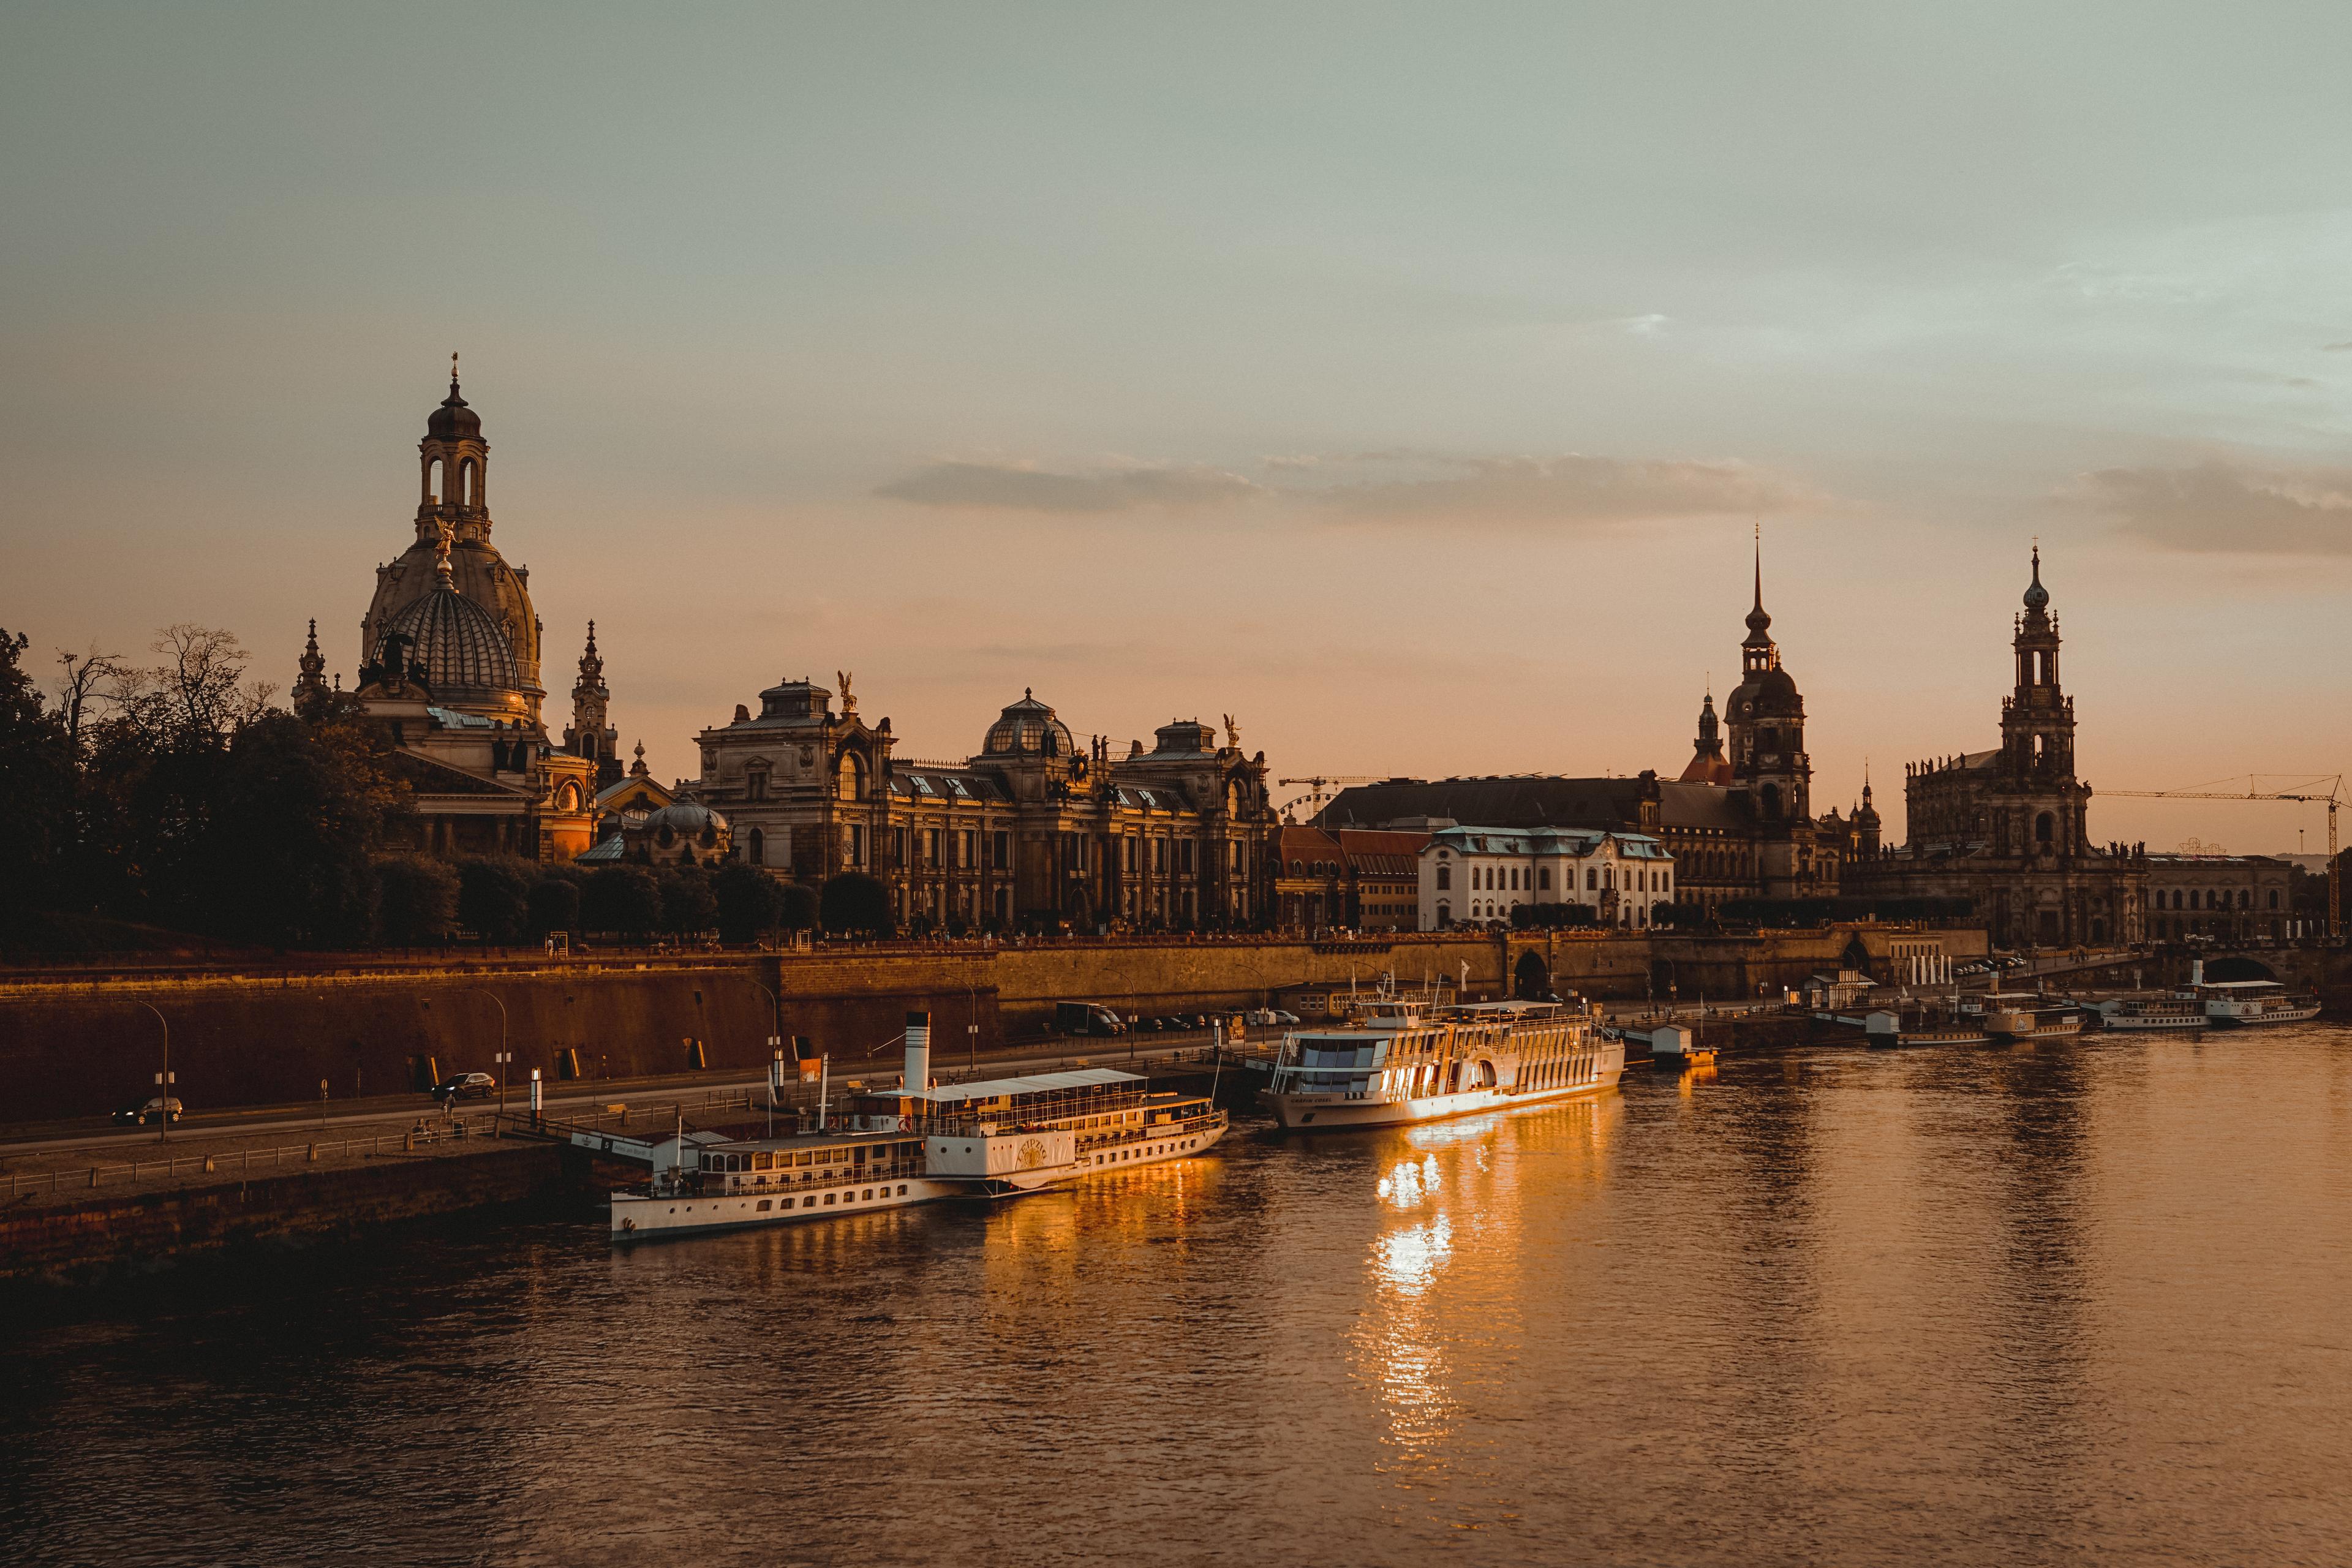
643;801;729;851
426;376;481;442
983;690;1074;757
2022;545;2049;611
379;584;522;699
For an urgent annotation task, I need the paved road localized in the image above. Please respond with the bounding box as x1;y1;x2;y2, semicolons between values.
0;1033;1242;1159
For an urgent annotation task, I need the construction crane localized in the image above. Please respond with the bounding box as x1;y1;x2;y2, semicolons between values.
2103;775;2342;939
1277;775;1375;821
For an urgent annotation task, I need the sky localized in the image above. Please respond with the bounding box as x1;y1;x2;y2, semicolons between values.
4;2;2348;854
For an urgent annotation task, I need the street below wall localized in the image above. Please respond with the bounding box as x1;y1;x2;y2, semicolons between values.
19;924;2266;1128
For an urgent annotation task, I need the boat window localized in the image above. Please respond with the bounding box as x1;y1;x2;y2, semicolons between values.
897;1185;908;1196
803;1196;816;1208
753;1153;772;1171
757;1199;772;1212
824;1193;835;1205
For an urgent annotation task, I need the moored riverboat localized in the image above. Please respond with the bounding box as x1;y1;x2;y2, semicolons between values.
1264;995;1621;1131
2088;995;2207;1033
2195;978;2322;1027
610;1014;1225;1241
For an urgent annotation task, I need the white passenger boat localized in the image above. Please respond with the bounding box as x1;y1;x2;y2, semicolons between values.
1964;992;2086;1041
2089;995;2207;1033
609;1013;1226;1242
2195;978;2322;1028
1263;995;1621;1131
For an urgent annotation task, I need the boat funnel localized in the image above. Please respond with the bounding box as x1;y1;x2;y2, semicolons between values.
903;1009;931;1095
2190;959;2204;986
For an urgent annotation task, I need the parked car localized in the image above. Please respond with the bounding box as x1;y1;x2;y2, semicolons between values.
1054;1001;1128;1036
112;1096;183;1126
432;1071;497;1104
1270;1009;1300;1025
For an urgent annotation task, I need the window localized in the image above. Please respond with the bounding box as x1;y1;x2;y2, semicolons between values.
1539;868;1551;890
2035;812;2054;844
992;830;1009;869
960;829;974;869
748;827;766;866
1436;865;1450;891
746;764;769;801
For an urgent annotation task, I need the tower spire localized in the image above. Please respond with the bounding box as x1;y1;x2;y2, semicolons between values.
295;617;328;701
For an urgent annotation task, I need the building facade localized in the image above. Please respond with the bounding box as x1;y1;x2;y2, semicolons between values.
692;682;1275;931
1846;549;2147;947
1272;826;1429;932
1419;825;1674;929
2142;854;2294;943
319;369;614;862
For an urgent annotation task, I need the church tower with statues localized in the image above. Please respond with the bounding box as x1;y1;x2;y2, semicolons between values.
325;364;607;862
1849;546;2146;947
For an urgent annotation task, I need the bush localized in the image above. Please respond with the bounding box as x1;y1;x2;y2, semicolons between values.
457;858;534;943
582;865;662;936
1509;902;1599;929
1651;902;1711;930
777;881;819;932
527;875;581;937
820;872;892;937
713;862;786;943
658;867;719;934
375;855;459;944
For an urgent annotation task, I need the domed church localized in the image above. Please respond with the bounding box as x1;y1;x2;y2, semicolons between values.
300;366;620;862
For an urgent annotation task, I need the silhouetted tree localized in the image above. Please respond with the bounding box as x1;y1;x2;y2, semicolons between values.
528;874;581;937
713;862;786;942
820;872;892;937
457;858;535;943
0;628;75;918
376;855;459;944
582;865;662;937
658;867;718;935
777;881;818;932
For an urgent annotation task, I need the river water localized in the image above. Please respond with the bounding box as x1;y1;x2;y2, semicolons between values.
6;1024;2350;1567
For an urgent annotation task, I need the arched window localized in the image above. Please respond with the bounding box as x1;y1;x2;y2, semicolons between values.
1290;858;1302;873
748;827;766;865
1760;782;1782;818
1436;901;1451;928
837;752;864;800
460;459;475;506
1539;868;1551;891
426;458;443;504
1435;865;1450;891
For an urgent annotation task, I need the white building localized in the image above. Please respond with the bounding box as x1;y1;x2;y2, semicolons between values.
1420;824;1675;930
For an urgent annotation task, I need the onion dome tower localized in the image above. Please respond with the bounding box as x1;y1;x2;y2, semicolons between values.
1724;529;1811;821
1679;685;1732;785
564;621;621;786
358;359;544;719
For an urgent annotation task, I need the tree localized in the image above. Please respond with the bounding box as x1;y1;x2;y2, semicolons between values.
528;874;581;937
0;628;75;917
714;862;786;943
376;855;459;944
658;867;718;935
777;881;819;932
820;872;892;937
582;865;662;936
458;858;535;943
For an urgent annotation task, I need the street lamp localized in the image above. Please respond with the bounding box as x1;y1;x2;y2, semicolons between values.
137;1002;171;1145
741;974;784;1128
494;1050;513;1116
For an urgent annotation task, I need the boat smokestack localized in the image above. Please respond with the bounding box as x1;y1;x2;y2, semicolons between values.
2191;959;2204;986
903;1010;931;1095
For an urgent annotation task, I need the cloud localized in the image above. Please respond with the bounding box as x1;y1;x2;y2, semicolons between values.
2078;461;2352;554
876;459;1262;513
879;449;1814;530
1313;454;1809;527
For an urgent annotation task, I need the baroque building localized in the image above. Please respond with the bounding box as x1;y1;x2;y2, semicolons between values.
1320;538;1836;911
1846;549;2147;946
318;366;625;862
692;678;1275;931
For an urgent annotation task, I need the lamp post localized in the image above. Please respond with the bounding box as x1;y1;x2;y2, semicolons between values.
138;1002;171;1145
494;1050;513;1117
741;974;783;1129
466;988;508;1086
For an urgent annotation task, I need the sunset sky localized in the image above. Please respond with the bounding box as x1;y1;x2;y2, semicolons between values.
6;3;2348;853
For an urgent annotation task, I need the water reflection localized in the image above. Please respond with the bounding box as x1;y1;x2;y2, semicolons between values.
9;1031;2352;1566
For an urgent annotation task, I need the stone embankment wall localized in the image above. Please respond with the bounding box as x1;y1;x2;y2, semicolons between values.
0;1141;565;1284
0;925;1986;1122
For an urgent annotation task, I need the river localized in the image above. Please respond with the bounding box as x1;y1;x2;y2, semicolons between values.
5;1023;2349;1566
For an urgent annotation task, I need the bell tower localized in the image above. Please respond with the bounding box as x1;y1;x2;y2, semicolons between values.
564;620;622;787
1724;530;1811;823
1999;545;2082;855
417;352;491;546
